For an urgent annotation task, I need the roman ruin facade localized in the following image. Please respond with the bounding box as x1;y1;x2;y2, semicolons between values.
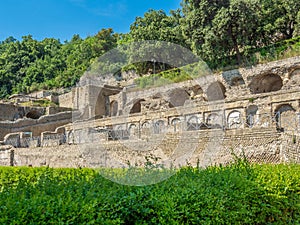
1;56;300;167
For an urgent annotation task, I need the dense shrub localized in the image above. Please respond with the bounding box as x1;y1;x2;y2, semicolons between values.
0;163;299;224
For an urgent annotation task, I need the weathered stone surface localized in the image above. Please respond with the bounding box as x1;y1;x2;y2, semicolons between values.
2;56;300;167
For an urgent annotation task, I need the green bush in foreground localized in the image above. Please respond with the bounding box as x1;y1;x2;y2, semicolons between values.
0;162;299;224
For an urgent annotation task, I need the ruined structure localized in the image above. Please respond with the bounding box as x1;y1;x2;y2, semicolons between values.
1;56;300;168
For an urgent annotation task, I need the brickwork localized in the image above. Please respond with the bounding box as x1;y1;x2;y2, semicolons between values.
1;56;300;167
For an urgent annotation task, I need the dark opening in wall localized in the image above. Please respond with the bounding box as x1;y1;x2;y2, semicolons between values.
275;104;295;114
249;74;283;94
168;88;190;107
246;105;258;127
130;99;145;114
26;110;42;119
110;101;118;117
206;82;226;101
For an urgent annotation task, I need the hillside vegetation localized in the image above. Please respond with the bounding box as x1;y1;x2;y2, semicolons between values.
0;162;299;224
0;0;299;98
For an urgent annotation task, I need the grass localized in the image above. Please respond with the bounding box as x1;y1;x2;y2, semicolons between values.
0;160;299;224
19;99;58;107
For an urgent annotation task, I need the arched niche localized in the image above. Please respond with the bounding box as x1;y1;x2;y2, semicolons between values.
206;113;223;128
249;74;283;94
140;121;151;138
154;120;165;134
168;88;190;107
130;99;145;114
288;67;300;79
26;110;42;119
141;121;150;128
171;118;182;132
110;101;118;117
246;105;258;127
187;116;201;131
206;82;226;101
286;67;300;86
275;104;295;114
227;110;242;129
274;104;296;130
128;124;138;137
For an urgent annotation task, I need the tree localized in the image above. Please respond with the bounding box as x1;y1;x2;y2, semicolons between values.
259;0;300;40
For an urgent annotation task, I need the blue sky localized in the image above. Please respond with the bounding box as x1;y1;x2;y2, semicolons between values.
0;0;181;42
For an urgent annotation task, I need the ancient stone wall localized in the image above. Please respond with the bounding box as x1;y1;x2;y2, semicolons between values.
1;56;300;168
0;127;288;168
58;90;74;109
0;112;72;140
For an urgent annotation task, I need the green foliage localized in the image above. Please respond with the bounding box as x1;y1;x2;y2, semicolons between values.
180;0;300;67
0;1;300;99
0;163;299;224
20;99;57;107
0;29;118;98
135;62;211;89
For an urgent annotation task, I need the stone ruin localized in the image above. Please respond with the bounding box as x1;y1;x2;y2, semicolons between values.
1;56;300;168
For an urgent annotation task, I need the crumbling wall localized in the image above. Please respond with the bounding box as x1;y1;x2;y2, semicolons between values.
58;91;74;109
0;112;72;140
2;56;300;168
0;146;14;166
8;127;284;168
0;104;26;121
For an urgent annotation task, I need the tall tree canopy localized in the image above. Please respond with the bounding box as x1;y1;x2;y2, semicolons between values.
180;0;300;66
0;29;118;98
0;1;299;98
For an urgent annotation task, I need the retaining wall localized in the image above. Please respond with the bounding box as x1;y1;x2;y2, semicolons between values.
0;112;72;140
1;127;296;168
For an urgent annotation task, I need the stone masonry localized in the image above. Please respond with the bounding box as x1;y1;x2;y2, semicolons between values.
1;56;300;167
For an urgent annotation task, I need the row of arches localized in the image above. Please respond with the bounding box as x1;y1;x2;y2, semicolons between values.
126;73;295;114
111;103;298;139
103;69;300;118
126;81;227;115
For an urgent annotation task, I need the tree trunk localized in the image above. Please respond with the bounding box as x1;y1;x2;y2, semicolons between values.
233;39;242;65
229;26;242;65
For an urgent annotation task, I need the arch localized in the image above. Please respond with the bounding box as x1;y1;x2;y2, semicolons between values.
141;121;150;128
274;104;296;130
110;101;118;117
95;92;108;119
206;81;226;101
129;124;137;129
154;120;165;134
187;116;201;131
206;113;222;128
275;104;295;114
140;121;151;137
246;105;258;127
130;99;145;114
128;124;138;138
227;110;241;129
286;67;300;86
67;130;74;144
249;73;283;94
288;67;300;79
168;88;190;107
26;110;42;119
171;118;181;132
